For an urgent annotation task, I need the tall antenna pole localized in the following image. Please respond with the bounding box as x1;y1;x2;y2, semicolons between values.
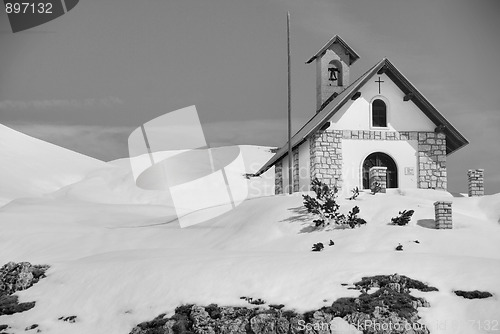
287;12;293;195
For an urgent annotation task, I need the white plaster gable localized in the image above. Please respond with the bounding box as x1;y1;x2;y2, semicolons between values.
326;73;436;132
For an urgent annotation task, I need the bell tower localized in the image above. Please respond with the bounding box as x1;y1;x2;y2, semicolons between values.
306;35;360;111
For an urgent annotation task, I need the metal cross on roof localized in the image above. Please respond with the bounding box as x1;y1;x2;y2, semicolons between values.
375;76;384;94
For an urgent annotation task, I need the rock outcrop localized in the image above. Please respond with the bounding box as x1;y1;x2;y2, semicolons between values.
454;290;493;299
129;274;436;334
0;262;50;318
0;262;50;296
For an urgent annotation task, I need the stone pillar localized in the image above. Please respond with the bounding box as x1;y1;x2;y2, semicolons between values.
369;166;387;193
309;130;343;189
434;201;452;229
417;132;447;190
275;160;283;195
293;149;299;192
468;169;484;197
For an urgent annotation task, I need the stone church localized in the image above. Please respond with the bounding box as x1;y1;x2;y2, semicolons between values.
256;35;468;194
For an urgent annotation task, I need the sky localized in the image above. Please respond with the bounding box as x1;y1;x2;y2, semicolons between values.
0;0;499;194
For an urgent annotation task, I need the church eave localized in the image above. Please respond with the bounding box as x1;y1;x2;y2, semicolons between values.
305;35;360;65
255;58;469;176
383;60;469;154
254;60;384;176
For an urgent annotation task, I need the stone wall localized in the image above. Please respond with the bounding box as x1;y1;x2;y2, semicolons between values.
468;169;484;197
342;130;419;141
369;167;387;193
276;129;447;194
434;201;452;229
309;129;343;188
341;130;447;190
293;149;299;192
274;151;300;194
418;132;447;190
274;160;282;195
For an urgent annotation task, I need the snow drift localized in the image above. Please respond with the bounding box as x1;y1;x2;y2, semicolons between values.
0;124;107;206
0;124;499;334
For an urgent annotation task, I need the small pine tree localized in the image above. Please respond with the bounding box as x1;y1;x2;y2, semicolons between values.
391;210;415;226
371;181;382;195
302;178;366;229
347;187;360;200
312;243;324;252
345;206;366;228
302;178;342;227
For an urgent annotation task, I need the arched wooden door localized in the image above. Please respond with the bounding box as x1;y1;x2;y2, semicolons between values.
362;152;398;189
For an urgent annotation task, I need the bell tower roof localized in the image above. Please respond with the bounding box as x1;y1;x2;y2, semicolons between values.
305;35;360;65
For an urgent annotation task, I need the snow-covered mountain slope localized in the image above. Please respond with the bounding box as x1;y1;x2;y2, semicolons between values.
46;145;275;206
0;130;498;334
0;124;107;206
1;190;499;334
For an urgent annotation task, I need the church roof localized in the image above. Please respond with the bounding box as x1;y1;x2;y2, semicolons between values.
255;58;469;176
305;35;360;65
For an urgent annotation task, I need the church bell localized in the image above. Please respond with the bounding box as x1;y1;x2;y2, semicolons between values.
328;66;339;81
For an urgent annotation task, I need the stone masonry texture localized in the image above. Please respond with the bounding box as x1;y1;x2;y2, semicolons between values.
341;130;419;141
274;160;282;195
369;167;387;193
468;169;484;197
341;130;447;190
417;132;447;190
309;129;343;189
434;201;452;229
293;148;299;192
276;130;448;193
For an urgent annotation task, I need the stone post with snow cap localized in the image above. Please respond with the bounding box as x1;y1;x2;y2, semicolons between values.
369;166;387;193
434;201;452;229
467;169;484;197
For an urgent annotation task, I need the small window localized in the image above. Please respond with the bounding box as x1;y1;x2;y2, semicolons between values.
372;99;387;127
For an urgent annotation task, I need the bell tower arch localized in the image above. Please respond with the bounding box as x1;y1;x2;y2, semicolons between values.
306;35;360;111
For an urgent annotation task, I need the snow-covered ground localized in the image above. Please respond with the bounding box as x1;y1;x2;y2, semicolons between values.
0;124;499;334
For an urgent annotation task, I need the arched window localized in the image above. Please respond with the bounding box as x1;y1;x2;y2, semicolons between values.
328;60;343;86
372;99;387;127
362;152;398;189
